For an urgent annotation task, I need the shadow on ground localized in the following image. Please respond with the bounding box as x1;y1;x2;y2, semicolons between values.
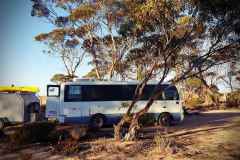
0;110;240;160
141;111;240;139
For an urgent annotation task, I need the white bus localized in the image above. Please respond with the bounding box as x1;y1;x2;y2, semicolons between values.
45;79;184;128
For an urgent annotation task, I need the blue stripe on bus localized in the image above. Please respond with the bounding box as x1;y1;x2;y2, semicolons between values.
64;114;122;125
63;112;182;125
64;116;91;124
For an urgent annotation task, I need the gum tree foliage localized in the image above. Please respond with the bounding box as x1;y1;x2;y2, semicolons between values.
50;73;77;84
32;1;86;79
31;0;240;141
31;0;136;80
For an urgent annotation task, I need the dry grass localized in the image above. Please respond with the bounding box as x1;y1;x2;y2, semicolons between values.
19;152;32;160
1;110;240;160
147;132;179;158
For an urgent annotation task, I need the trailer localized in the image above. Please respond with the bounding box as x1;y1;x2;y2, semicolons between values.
0;86;40;129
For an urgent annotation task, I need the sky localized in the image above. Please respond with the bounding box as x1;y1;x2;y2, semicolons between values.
0;0;91;95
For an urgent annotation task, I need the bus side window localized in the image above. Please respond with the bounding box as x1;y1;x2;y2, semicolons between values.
66;85;82;101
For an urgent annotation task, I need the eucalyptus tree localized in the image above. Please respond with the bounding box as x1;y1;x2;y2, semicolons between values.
50;73;77;84
31;0;136;80
113;0;240;141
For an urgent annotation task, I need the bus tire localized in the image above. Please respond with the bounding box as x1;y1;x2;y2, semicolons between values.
0;119;5;130
158;112;172;126
90;114;105;129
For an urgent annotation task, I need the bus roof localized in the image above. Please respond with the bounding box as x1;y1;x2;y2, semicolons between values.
63;80;172;86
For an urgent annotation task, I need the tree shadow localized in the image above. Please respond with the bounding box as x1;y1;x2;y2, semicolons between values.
83;111;240;140
140;111;240;139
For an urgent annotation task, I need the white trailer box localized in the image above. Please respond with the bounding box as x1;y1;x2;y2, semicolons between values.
0;92;40;129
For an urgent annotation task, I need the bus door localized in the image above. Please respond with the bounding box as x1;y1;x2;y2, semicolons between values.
46;85;60;119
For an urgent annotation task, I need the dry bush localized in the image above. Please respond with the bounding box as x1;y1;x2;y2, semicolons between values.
149;132;178;156
69;126;88;140
226;91;240;107
184;96;205;109
53;140;91;155
10;122;56;145
91;138;121;154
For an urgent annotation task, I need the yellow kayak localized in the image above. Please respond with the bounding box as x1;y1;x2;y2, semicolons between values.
0;86;40;93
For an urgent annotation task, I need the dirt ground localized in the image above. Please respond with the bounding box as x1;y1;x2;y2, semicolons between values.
0;109;240;160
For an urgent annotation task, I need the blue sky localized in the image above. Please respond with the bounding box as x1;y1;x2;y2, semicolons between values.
0;0;91;95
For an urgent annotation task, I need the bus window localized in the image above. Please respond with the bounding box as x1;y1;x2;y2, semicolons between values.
82;85;125;101
65;85;82;101
123;85;136;100
163;87;179;100
47;85;60;97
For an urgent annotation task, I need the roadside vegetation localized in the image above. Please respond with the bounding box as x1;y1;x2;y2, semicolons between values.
1;111;240;159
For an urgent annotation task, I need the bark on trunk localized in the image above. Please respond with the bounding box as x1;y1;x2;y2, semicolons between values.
114;92;160;141
123;97;156;141
123;116;139;141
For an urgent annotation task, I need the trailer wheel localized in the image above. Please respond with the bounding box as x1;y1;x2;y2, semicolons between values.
0;119;5;130
158;112;172;126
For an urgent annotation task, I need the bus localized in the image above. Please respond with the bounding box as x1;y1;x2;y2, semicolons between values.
45;79;184;128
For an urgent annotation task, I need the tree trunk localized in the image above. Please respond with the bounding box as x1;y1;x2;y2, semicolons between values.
114;93;158;141
123;116;139;141
114;115;129;141
114;63;157;141
123;97;156;141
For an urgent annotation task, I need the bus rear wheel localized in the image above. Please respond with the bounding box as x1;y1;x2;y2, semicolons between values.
158;113;172;126
90;114;105;129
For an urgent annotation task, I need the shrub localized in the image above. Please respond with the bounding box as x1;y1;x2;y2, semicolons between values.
185;96;204;109
48;129;69;143
10;122;56;145
226;90;240;107
53;140;91;155
154;134;173;152
150;132;177;155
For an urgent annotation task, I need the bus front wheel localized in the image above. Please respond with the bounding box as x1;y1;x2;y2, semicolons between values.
90;114;105;129
158;113;172;126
